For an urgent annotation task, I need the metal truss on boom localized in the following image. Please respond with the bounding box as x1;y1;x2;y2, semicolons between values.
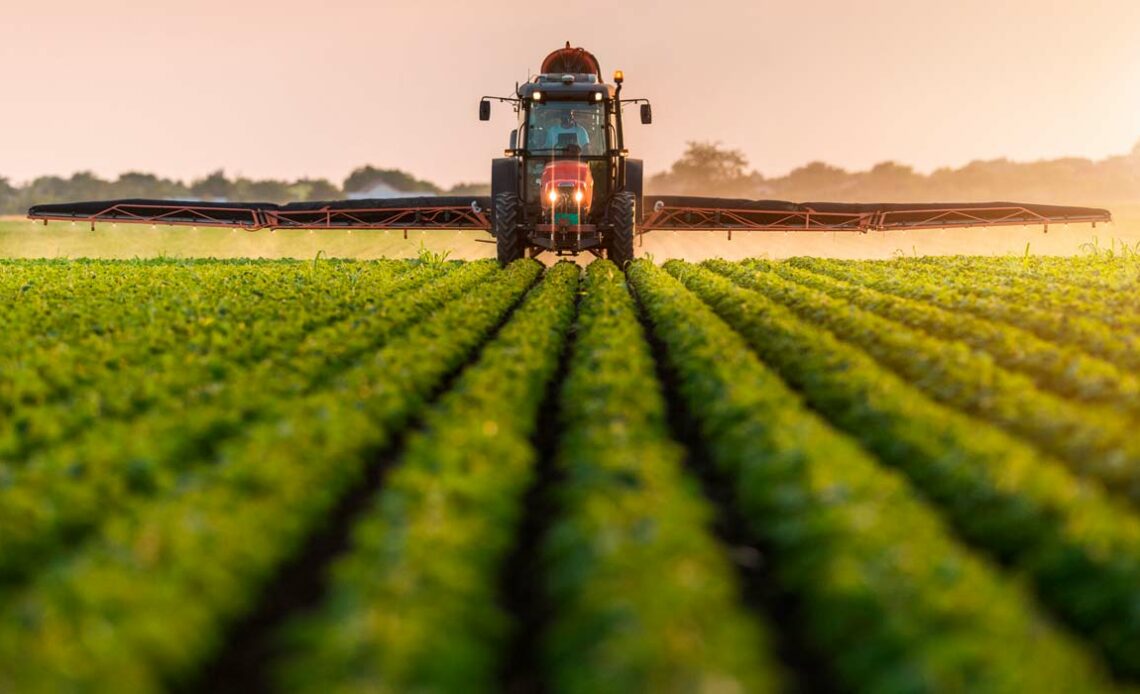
28;196;1110;236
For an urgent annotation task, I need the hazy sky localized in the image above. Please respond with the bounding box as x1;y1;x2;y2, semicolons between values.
3;0;1139;188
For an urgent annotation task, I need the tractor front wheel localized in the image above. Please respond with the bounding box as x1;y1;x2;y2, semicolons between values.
494;192;523;266
606;192;636;268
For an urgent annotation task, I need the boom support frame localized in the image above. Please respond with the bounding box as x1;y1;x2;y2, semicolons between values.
28;197;1110;235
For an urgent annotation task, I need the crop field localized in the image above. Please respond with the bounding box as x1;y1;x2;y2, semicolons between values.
2;252;1140;692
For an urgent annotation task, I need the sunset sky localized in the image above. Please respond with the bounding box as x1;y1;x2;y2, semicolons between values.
3;0;1139;188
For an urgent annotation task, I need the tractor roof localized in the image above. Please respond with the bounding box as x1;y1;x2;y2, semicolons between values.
517;75;615;101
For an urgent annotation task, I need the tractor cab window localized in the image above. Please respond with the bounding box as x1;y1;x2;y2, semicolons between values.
525;102;606;156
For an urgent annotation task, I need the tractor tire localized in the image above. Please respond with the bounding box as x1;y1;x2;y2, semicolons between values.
494;192;523;266
606;191;636;268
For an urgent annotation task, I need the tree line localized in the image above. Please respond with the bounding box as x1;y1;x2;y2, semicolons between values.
0;167;490;215
2;141;1138;215
649;141;1140;205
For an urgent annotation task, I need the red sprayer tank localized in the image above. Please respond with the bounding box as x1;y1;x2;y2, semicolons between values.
540;43;602;78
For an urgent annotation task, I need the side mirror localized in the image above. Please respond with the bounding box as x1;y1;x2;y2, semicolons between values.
640;103;653;125
479;99;491;121
509;129;518;149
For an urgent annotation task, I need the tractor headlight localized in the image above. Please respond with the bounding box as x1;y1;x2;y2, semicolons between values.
574;189;585;203
532;91;543;101
548;190;559;204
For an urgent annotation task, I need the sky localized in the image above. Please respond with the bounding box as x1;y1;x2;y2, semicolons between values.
2;0;1139;188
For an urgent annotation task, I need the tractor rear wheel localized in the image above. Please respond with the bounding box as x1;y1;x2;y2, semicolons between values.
606;192;636;268
494;192;523;266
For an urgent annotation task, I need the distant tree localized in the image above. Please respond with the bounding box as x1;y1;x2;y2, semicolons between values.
867;160;918;179
649;141;761;196
672;141;747;183
190;170;234;201
777;161;851;199
113;172;190;199
286;178;341;202
948;159;1017;199
859;161;926;201
232;178;292;203
343;166;442;195
21;176;66;201
0;177;17;213
17;173;110;204
447;181;491;196
65;171;113;201
302;178;341;201
672;141;749;181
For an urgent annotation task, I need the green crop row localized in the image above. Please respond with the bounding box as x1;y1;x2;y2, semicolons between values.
630;260;1118;692
895;257;1140;325
664;260;1140;679
0;260;437;462
541;261;777;693
0;259;543;692
930;255;1135;307
0;260;272;353
0;261;497;587
901;254;1140;293
791;257;1140;372
750;259;1140;413
276;261;579;693
711;259;1140;503
0;259;406;385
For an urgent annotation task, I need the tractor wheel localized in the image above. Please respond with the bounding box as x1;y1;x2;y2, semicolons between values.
494;192;523;266
606;191;636;268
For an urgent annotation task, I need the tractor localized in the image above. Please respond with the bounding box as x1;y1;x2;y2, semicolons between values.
480;44;651;266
